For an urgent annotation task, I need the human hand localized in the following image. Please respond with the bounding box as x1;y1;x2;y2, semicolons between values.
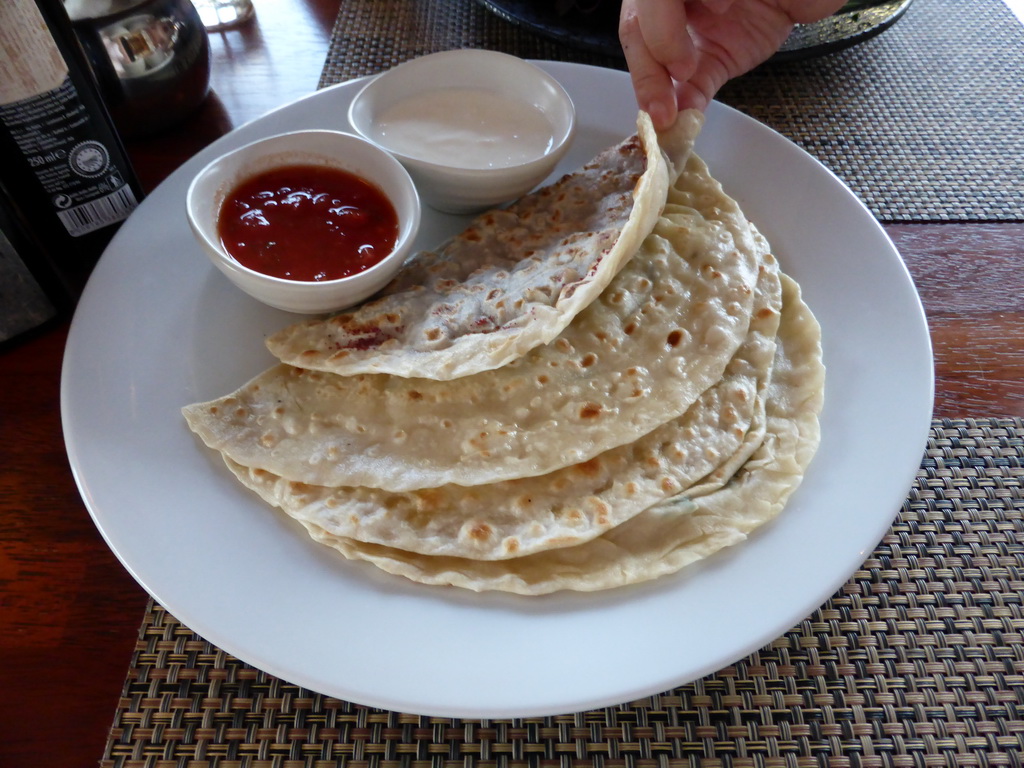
619;0;847;129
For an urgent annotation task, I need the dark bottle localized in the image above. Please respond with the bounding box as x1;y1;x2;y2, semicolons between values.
0;0;146;310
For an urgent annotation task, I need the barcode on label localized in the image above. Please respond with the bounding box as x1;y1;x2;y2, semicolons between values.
56;185;139;237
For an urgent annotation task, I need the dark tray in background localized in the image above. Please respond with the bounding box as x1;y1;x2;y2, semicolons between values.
474;0;915;62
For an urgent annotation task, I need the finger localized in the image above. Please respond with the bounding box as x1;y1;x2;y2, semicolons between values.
619;0;680;129
634;0;697;83
674;62;725;112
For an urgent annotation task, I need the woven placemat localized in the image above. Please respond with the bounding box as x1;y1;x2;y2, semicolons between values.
101;418;1024;767
317;0;1024;223
316;0;623;87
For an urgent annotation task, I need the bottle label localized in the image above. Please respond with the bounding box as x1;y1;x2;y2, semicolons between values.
0;0;67;104
0;0;139;237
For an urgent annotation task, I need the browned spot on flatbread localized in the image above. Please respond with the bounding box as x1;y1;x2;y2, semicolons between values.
572;457;603;478
413;488;444;513
466;522;493;542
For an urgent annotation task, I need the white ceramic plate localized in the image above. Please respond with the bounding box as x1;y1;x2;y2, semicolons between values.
62;62;934;718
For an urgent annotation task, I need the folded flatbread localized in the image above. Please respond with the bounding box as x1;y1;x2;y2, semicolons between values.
264;111;701;381
183;150;766;492
295;275;823;594
220;253;779;560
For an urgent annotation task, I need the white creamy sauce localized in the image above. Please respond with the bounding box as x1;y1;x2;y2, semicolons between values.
373;88;555;170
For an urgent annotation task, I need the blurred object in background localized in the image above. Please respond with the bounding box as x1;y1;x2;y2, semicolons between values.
774;0;915;61
476;0;619;57
475;0;915;62
0;189;61;347
63;0;211;138
190;0;254;31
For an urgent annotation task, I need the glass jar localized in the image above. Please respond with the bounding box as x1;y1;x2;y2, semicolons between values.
63;0;212;137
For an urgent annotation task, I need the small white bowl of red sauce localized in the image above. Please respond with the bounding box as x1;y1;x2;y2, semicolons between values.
348;49;576;214
186;129;421;314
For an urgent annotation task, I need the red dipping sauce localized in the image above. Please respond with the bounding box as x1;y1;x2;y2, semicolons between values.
217;164;399;282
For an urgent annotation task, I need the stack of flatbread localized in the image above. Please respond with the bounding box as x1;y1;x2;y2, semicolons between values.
183;110;824;595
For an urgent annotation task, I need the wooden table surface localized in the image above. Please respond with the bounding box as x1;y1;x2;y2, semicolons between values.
1;1;1021;766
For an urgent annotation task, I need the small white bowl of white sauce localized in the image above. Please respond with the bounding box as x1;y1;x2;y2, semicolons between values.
348;49;576;214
